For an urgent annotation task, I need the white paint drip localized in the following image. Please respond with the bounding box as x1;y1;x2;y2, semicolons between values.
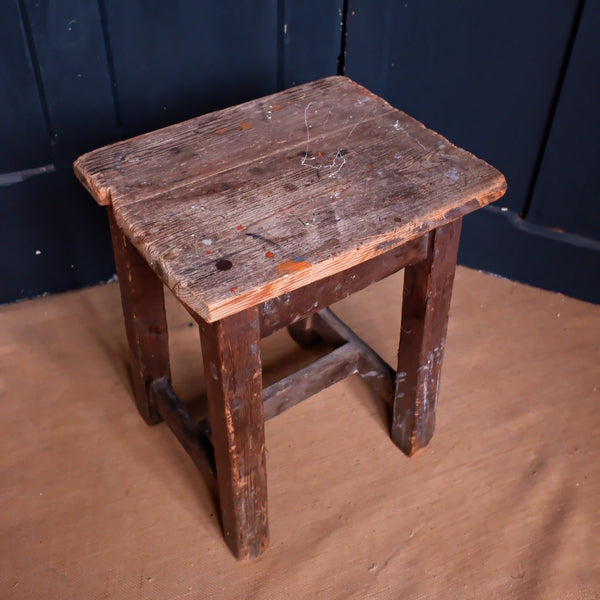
445;167;459;182
209;361;219;381
301;102;346;178
362;370;382;378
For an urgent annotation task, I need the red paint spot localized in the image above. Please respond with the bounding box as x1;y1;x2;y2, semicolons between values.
236;225;244;230
205;250;211;254
265;251;274;258
367;163;373;168
317;152;322;157
240;122;252;130
230;286;237;292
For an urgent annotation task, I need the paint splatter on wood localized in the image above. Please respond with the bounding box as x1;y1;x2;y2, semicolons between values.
74;76;505;322
278;259;311;274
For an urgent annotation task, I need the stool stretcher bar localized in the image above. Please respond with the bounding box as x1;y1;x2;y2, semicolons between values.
148;303;399;500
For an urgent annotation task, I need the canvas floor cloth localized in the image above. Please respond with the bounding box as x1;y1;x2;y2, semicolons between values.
0;266;599;599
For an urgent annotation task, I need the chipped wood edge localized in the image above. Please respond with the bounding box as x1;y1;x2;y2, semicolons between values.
73;157;113;205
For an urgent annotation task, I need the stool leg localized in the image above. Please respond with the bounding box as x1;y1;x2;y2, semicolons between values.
287;314;322;347
391;219;462;456
198;307;268;560
107;207;171;425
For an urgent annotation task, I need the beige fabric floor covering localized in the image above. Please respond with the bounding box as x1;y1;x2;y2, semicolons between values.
0;266;598;599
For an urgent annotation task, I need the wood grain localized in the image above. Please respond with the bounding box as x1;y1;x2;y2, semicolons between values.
73;77;390;207
75;76;506;323
259;235;427;338
150;377;217;498
108;207;171;424
391;219;462;455
311;308;397;404
197;307;268;560
263;342;361;420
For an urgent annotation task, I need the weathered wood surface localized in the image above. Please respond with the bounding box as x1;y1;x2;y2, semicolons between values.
286;314;322;347
263;342;361;420
311;309;397;404
391;219;462;456
260;235;427;337
108;207;171;424
265;303;400;419
197;307;268;560
75;76;506;323
282;307;396;407
150;377;217;498
74;77;393;207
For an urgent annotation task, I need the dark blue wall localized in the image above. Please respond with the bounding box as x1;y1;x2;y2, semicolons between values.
1;1;598;304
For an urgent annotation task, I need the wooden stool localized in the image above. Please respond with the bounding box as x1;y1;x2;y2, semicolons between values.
74;76;506;560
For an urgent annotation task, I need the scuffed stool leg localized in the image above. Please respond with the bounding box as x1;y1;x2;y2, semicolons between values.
198;307;268;560
392;219;462;456
287;314;322;347
107;207;171;425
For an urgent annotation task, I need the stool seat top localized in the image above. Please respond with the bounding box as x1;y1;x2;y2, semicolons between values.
74;76;506;322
